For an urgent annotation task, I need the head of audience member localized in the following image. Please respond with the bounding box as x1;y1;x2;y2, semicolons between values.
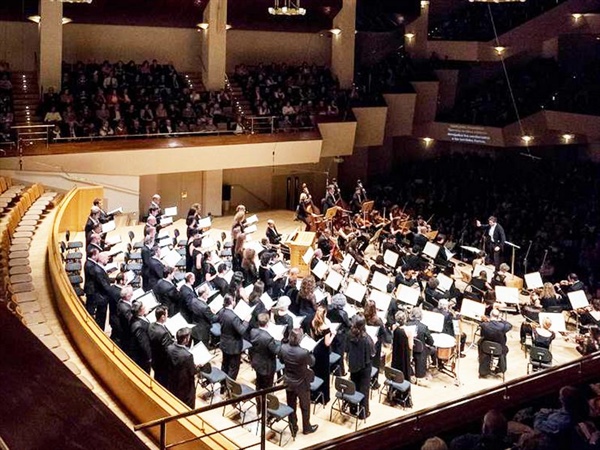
514;430;553;450
481;409;507;438
559;386;589;421
421;437;448;450
154;305;168;323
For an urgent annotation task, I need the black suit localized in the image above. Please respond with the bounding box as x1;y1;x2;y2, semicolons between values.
182;286;217;346
83;259;111;330
212;276;229;296
219;308;249;381
152;278;181;317
130;317;152;373
167;343;196;408
116;300;133;352
266;226;282;246
249;328;281;392
279;343;315;433
148;322;174;387
478;319;512;376
141;243;153;288
407;319;435;378
84;216;99;248
145;256;164;291
481;223;506;269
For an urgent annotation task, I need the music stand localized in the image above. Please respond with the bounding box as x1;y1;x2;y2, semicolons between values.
505;240;521;275
524;272;544;290
361;201;374;215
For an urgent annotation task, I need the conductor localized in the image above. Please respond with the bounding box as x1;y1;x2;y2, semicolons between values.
476;216;506;269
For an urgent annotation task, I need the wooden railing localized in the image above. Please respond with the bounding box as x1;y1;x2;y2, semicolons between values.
48;186;239;450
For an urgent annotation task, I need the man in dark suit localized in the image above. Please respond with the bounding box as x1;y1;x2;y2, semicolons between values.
478;308;512;378
83;249;112;330
145;245;165;291
476;216;506;269
152;266;181;317
108;272;126;341
266;219;283;246
115;286;134;352
130;300;152;374
167;327;196;409
218;294;249;385
279;328;318;436
181;274;218;346
84;206;102;249
321;184;337;213
148;306;174;387
249;313;281;393
140;235;154;289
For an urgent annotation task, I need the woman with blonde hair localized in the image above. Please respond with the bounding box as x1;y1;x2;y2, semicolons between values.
539;282;562;312
232;204;246;235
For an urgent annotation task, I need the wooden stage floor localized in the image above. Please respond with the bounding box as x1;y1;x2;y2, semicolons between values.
72;209;582;449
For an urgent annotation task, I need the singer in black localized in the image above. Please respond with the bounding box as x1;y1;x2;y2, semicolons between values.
476;216;506;269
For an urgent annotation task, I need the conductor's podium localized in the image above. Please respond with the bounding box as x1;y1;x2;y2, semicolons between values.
286;231;315;277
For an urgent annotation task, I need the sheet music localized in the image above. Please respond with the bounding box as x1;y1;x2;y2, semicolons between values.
436;273;454;292
271;261;288;277
107;207;123;216
302;247;315;265
383;250;399;268
260;292;275;311
524;272;544;290
421;310;444;333
568;290;589;310
197;216;212;229
223;270;234;284
244;224;258;234
444;248;455;260
209;295;224;314
343;280;367;303
396;284;420;306
366;325;380;344
300;335;319;352
157;228;170;240
324;270;343;291
104;262;118;273
191;341;213;366
105;234;122;246
344;303;358;319
495;286;520;304
132;288;145;300
369;289;392;313
370;271;390;292
288;312;305;329
538;312;566;332
233;300;255;322
138;290;159;312
243;284;255;298
165;313;192;337
314;288;327;304
123;270;135;285
161;249;182;268
201;237;216;250
101;221;116;234
423;242;440;259
341;253;354;272
163;206;177;217
160;216;173;227
264;323;286;341
354;265;369;284
159;239;171;248
311;260;328;280
107;247;123;258
245;214;259;225
460;299;486;321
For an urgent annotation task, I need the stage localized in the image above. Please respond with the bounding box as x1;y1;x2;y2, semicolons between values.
72;209;582;448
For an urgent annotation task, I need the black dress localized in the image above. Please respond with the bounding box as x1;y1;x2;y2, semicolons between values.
309;327;331;405
392;327;412;379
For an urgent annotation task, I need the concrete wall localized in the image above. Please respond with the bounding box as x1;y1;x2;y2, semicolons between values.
0;21;39;71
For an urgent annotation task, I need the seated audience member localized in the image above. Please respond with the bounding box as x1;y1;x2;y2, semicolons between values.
450;409;511;450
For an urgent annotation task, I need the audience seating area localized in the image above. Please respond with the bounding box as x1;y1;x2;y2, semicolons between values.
41;59;236;140
428;0;568;41
0;178;59;332
0;61;14;143
232;62;350;131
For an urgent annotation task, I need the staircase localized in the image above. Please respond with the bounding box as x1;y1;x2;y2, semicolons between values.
227;79;253;117
180;71;205;93
11;71;42;126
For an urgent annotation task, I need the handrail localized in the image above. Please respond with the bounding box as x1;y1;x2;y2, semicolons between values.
309;352;600;450
52;128;238;144
230;184;271;210
135;384;285;450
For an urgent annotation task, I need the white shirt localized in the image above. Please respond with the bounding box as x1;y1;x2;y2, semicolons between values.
488;223;497;242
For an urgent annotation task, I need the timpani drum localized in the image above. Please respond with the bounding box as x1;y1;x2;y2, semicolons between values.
432;333;457;361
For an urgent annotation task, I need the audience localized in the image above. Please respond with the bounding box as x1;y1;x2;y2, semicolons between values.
0;61;14;143
41;59;236;140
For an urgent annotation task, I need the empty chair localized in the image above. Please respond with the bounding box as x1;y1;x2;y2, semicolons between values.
527;346;552;374
266;394;295;446
197;363;227;405
223;377;256;424
479;340;505;382
329;352;342;376
330;377;366;431
379;367;412;408
65;230;83;251
310;376;325;413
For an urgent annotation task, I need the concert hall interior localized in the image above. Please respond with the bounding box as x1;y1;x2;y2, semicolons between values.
2;1;600;450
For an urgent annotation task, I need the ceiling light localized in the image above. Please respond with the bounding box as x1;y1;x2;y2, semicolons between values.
562;133;574;143
405;32;415;40
196;22;209;30
571;13;583;20
493;46;506;55
28;15;73;25
55;0;93;3
268;0;306;16
422;137;434;147
225;24;232;30
330;28;342;36
521;135;534;144
421;1;429;8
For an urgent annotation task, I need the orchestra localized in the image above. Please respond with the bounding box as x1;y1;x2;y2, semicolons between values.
81;178;595;430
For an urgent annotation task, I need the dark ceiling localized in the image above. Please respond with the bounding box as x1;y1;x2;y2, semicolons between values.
1;0;420;32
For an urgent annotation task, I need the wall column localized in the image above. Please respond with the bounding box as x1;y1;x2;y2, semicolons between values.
38;0;63;93
331;0;356;89
203;170;223;217
201;0;227;91
405;1;429;59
